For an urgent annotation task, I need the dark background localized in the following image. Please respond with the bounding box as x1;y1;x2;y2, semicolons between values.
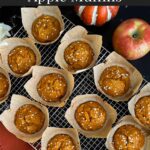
0;6;150;81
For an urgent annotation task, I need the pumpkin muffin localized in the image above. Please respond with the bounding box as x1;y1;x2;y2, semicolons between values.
8;46;36;74
75;101;106;131
135;96;150;127
64;41;94;70
99;66;130;97
15;104;45;134
37;73;67;102
32;15;61;43
0;73;9;100
113;125;145;150
47;134;76;150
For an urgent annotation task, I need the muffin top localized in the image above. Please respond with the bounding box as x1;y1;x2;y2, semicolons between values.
47;134;76;150
8;46;36;74
37;73;67;102
15;104;45;134
75;101;106;131
64;41;94;71
32;15;61;43
99;65;130;97
113;125;145;150
0;73;9;100
135;96;150;127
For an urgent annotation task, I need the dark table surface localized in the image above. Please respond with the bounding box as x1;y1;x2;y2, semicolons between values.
0;6;150;81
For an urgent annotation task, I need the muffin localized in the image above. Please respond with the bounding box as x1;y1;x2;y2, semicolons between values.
0;94;49;143
47;134;76;150
99;65;130;97
55;26;102;74
135;96;150;127
32;15;61;43
8;46;36;74
41;127;81;150
94;52;143;102
113;125;145;150
0;38;41;77
64;41;94;71
15;104;45;134
37;73;67;102
75;101;106;131
21;6;64;45
24;66;74;107
65;94;117;138
105;116;149;150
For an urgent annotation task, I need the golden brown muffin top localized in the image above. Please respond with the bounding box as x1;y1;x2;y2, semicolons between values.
99;66;130;97
0;73;9;100
75;101;106;131
135;96;150;127
15;104;45;134
113;125;145;150
8;46;36;74
64;41;94;71
32;15;61;43
37;73;67;102
47;134;76;150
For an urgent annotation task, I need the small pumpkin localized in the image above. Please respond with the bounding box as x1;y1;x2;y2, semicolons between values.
75;6;119;26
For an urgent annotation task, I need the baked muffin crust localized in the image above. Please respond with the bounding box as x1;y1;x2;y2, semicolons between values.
15;104;45;134
64;41;94;70
75;101;106;131
135;96;150;127
47;134;76;150
99;66;130;97
113;125;145;150
32;15;61;43
37;73;67;102
8;46;36;74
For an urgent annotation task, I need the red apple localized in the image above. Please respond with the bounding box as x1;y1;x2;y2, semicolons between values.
113;18;150;60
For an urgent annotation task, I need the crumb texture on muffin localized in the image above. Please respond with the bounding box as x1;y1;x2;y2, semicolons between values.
113;125;145;150
99;66;130;97
135;96;150;127
8;46;36;74
64;41;94;70
15;104;45;134
75;101;106;131
37;73;67;102
32;15;61;43
47;134;76;150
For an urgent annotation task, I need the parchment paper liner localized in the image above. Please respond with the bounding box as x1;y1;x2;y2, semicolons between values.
65;94;117;138
55;26;102;74
0;37;41;77
21;6;64;45
0;94;49;143
128;83;150;130
24;65;74;107
93;51;143;102
0;64;11;104
105;115;150;150
41;127;81;150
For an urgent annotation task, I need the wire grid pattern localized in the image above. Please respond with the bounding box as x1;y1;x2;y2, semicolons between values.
0;15;148;150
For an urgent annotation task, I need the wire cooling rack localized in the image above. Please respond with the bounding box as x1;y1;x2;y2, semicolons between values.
0;15;149;150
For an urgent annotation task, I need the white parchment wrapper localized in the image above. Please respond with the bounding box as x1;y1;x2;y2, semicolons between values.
105;115;150;150
21;6;64;45
0;64;11;104
93;51;143;102
0;94;49;143
41;127;81;150
65;94;117;138
24;66;74;107
0;37;41;77
128;83;150;130
55;26;102;74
